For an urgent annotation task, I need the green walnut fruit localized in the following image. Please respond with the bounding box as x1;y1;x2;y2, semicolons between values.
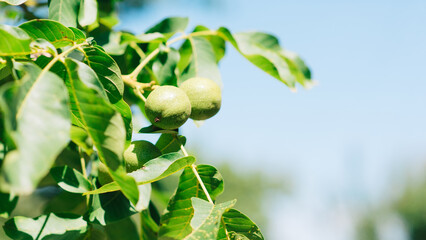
145;86;191;129
98;140;162;185
179;77;222;120
124;140;162;172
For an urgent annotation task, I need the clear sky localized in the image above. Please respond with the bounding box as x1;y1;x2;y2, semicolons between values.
119;1;426;239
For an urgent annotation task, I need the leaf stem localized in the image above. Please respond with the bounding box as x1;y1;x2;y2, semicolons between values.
78;148;90;205
179;142;214;204
123;30;219;81
133;86;147;103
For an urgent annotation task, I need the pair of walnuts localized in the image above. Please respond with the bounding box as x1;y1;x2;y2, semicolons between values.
98;77;222;184
145;77;222;129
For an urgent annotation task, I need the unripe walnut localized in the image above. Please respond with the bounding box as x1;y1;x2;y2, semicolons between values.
124;140;162;172
179;77;222;120
144;86;191;129
98;141;162;185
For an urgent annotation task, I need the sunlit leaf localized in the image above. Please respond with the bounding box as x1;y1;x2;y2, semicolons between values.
121;32;165;44
184;198;236;240
217;209;264;240
0;25;31;57
180;36;221;85
159;165;224;239
3;213;88;239
0;0;28;5
0;62;70;194
155;134;186;154
218;28;312;89
82;45;132;143
50;166;92;193
78;0;98;27
48;0;80;27
146;17;189;39
69;27;87;43
84;153;195;195
20;20;77;48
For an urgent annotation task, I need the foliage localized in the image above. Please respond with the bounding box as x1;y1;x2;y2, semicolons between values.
0;0;312;239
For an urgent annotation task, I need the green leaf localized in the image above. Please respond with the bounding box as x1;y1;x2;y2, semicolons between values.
48;0;80;27
155;134;186;154
217;209;264;240
152;47;180;86
69;27;87;43
1;0;28;5
19;20;76;48
159;165;224;239
184;198;236;240
84;153;195;195
281;49;313;87
121;32;165;44
70;125;93;155
43;191;86;216
63;58;139;205
82;45;132;143
3;213;88;239
105;217;139;240
0;25;31;57
194;25;226;62
0;192;18;218
88;189;137;225
139;125;178;134
78;0;98;27
218;28;312;89
50;166;93;193
80;46;124;104
147;17;189;39
180;36;221;85
0;62;70;194
141;207;159;240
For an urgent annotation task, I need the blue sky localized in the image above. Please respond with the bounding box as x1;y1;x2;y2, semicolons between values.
120;1;426;239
